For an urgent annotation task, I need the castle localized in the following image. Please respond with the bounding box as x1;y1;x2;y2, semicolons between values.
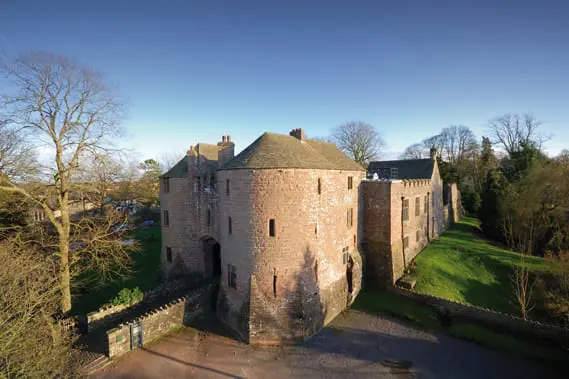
160;128;459;344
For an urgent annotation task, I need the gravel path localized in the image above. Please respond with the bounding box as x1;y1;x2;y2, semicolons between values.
93;310;563;379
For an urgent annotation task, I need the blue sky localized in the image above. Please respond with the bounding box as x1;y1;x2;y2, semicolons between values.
1;0;568;161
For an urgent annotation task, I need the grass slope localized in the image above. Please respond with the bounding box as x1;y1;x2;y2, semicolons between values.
412;217;551;316
72;225;162;314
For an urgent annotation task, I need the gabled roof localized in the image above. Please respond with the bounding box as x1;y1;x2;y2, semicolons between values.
220;132;364;171
367;158;435;180
163;157;188;178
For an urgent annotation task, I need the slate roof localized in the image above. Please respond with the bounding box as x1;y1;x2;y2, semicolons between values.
220;132;364;171
367;158;435;180
163;157;188;178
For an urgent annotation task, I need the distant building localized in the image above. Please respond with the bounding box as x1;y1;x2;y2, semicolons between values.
160;128;459;344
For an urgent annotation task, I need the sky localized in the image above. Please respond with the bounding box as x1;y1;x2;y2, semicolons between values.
0;0;568;162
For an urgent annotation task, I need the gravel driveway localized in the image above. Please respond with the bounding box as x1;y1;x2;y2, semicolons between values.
93;310;562;379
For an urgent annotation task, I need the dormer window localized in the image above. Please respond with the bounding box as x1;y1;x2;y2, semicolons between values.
390;168;398;179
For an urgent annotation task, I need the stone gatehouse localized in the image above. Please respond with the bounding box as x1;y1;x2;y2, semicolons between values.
160;128;459;344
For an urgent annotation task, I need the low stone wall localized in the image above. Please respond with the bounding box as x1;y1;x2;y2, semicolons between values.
87;277;195;332
105;282;217;359
390;286;569;349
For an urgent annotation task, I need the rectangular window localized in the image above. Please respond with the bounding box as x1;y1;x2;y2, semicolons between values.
228;264;237;289
273;269;277;298
342;246;349;264
416;230;420;242
163;177;170;193
317;178;321;194
226;179;230;196
424;195;428;213
347;208;354;228
228;217;232;235
166;246;172;263
403;236;409;249
415;197;421;217
207;209;212;226
391;168;399;179
402;199;409;221
269;219;276;237
348;176;353;190
163;210;169;226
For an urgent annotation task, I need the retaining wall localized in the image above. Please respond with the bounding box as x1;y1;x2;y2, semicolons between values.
390;286;569;349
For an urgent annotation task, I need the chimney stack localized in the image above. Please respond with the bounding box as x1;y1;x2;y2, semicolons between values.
218;134;235;168
289;128;305;141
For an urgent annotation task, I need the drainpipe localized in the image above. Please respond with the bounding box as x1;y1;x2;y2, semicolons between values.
401;196;406;270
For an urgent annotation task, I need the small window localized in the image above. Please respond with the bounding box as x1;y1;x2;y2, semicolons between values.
228;264;237;289
314;260;318;283
415;197;421;217
342;246;349;264
391;168;398;179
166;246;172;263
424;195;428;213
416;230;420;242
207;209;212;226
163;210;169;226
403;236;409;249
402;199;409;221
314;223;318;236
273;269;277;298
228;217;232;235
317;178;322;194
348;176;353;190
163;177;170;193
347;208;354;228
354;234;357;247
269;219;276;237
226;179;230;196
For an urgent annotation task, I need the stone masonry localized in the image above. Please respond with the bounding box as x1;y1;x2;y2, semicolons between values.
160;128;459;344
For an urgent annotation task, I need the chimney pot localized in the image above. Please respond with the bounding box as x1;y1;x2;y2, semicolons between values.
222;136;226;142
227;135;231;142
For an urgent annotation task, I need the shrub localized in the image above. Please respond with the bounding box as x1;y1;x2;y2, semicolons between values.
108;287;144;306
461;187;481;215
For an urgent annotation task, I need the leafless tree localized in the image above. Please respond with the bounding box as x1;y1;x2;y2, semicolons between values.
0;121;38;181
77;151;124;213
0;236;78;377
488;114;548;155
0;51;134;313
160;150;187;173
399;143;425;159
330;121;386;166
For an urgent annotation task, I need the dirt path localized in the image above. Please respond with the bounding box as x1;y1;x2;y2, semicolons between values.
93;310;561;379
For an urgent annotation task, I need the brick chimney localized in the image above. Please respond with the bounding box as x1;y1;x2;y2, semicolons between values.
218;135;235;168
289;128;305;141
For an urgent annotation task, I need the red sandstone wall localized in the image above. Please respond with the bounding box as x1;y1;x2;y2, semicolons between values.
216;168;364;344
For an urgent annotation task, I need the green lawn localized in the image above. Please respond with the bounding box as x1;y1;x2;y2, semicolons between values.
71;225;162;315
412;217;552;316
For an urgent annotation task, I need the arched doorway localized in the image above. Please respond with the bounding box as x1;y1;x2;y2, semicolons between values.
202;237;221;278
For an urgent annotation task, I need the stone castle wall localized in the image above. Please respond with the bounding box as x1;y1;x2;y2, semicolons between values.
216;168;365;344
362;167;448;289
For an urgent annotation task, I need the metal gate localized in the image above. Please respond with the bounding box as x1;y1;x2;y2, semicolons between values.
130;322;143;350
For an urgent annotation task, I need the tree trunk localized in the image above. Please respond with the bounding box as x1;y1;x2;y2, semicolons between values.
59;191;72;313
59;238;72;313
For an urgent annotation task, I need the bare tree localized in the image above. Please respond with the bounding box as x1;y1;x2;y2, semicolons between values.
400;143;425;159
77;151;123;213
0;236;78;377
160;150;187;173
330;121;386;166
0;51;133;313
0;121;38;181
488;114;547;155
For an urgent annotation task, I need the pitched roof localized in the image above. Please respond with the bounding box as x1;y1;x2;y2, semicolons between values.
163;157;188;178
220;132;364;171
367;158;435;180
